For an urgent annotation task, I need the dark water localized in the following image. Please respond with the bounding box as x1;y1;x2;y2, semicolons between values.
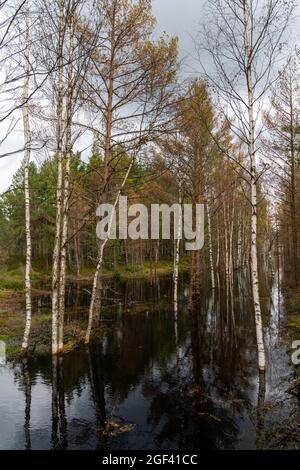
0;272;298;450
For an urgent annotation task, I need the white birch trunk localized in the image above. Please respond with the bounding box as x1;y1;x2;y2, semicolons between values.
206;197;215;290
229;203;236;329
21;0;32;354
58;10;75;352
216;221;220;270
237;222;242;270
52;0;65;355
173;180;182;341
229;203;235;284
223;201;230;320
244;0;266;372
223;202;229;289
85;158;135;344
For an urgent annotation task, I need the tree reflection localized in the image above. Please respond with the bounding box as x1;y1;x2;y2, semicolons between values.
7;272;290;450
87;345;106;431
51;356;67;449
22;357;32;450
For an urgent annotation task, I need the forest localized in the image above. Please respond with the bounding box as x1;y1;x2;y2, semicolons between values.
0;0;300;452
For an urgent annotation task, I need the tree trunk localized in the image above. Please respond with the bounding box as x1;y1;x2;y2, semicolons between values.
244;0;266;372
52;0;65;355
85;158;135;344
58;7;75;352
21;0;32;355
102;9;116;204
173;181;182;339
206;196;215;290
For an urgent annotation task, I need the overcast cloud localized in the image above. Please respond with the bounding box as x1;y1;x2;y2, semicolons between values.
0;0;299;193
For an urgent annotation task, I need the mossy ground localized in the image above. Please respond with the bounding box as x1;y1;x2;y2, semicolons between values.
285;288;300;339
0;267;48;297
0;267;85;359
0;306;89;359
0;260;186;359
68;257;190;281
1;257;190;287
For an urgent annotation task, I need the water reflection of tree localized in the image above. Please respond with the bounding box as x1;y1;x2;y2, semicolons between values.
138;300;240;449
256;372;266;450
51;356;68;449
22;358;32;450
87;345;106;430
100;310;188;404
10;274;279;449
138;276;265;450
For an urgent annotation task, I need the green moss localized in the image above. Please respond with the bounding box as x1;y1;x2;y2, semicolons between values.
0;267;51;296
284;288;300;340
287;315;300;337
0;278;24;291
105;258;190;280
34;313;52;322
0;268;23;291
0;258;191;293
5;343;21;359
287;318;300;330
0;289;6;299
289;291;300;313
0;304;87;359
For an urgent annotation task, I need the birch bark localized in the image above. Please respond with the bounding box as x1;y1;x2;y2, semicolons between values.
205;188;215;290
21;0;32;355
52;0;65;355
58;8;75;352
244;0;266;371
173;180;182;339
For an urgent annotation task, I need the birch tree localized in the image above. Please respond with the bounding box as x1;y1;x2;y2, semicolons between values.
51;0;66;355
21;0;32;355
200;0;295;372
0;0;28;141
173;179;182;340
57;2;76;352
83;0;178;342
85;156;135;344
83;0;178;203
33;0;97;353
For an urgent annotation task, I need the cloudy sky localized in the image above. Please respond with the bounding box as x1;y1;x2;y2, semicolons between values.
0;0;298;193
153;0;203;62
0;0;205;194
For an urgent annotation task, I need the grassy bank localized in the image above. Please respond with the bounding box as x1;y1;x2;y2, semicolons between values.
1;257;190;292
286;288;300;339
0;259;190;359
0;268;49;297
75;257;191;281
0;308;89;359
284;288;300;387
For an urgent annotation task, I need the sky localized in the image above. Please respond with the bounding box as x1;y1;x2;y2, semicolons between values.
0;0;299;193
153;0;203;63
0;0;205;194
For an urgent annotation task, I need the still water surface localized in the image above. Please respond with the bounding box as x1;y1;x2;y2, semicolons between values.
0;273;298;449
